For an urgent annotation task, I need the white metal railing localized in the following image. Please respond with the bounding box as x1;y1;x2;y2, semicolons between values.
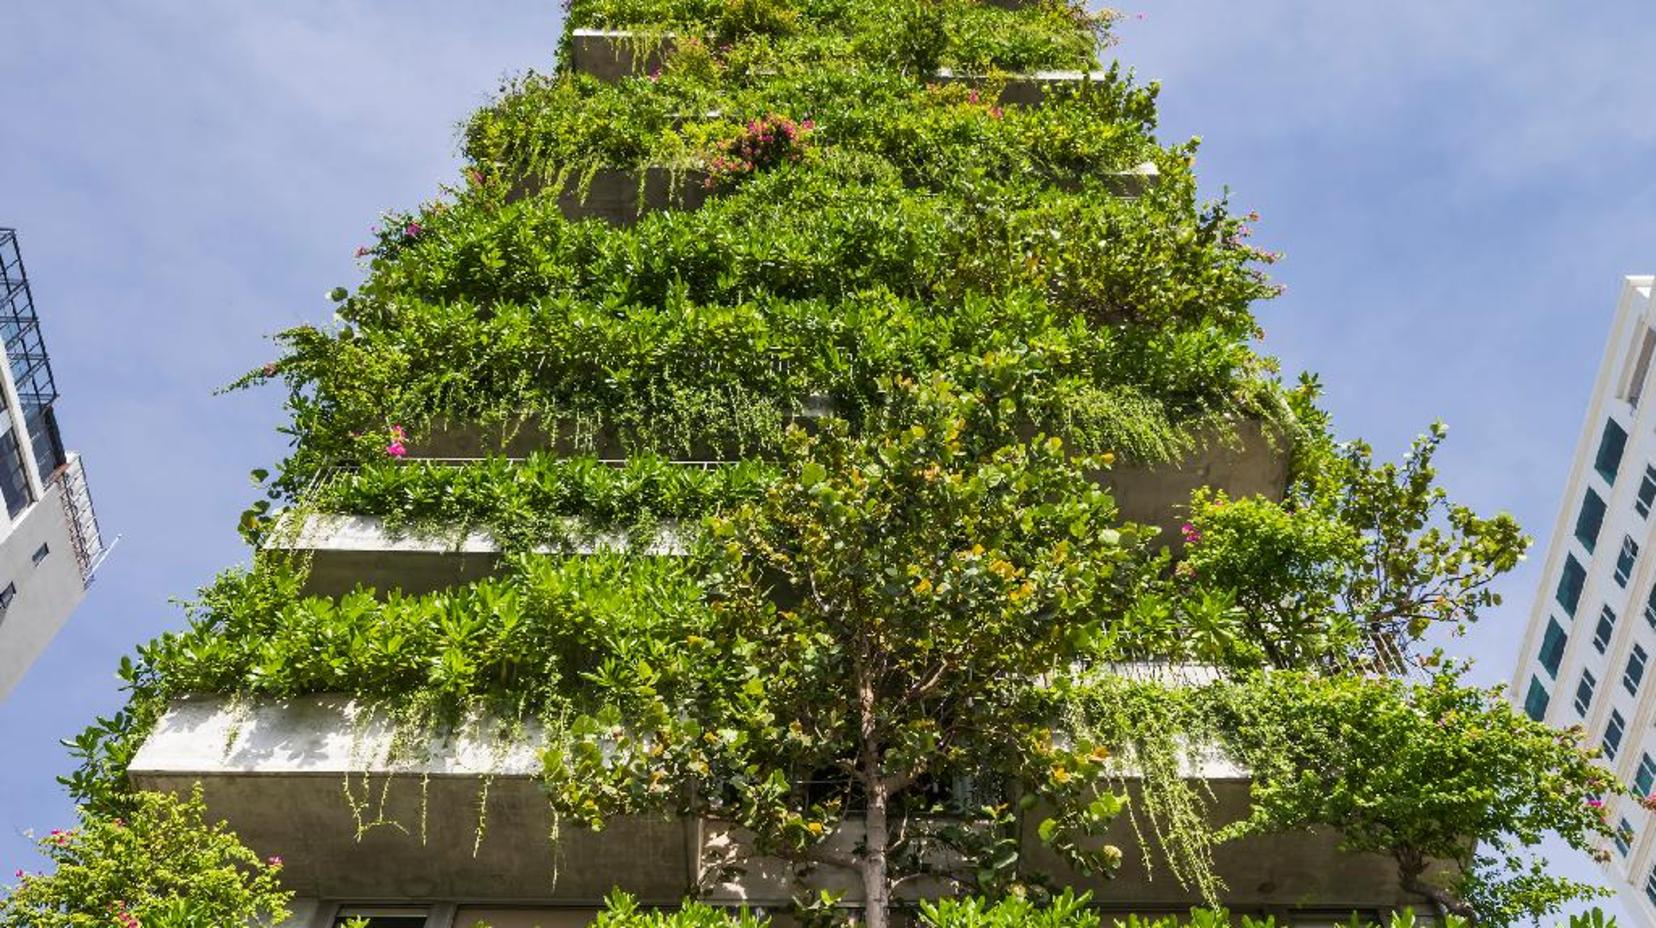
53;451;110;586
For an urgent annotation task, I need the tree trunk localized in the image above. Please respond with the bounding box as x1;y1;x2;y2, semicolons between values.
863;777;891;928
856;663;890;928
1396;849;1476;923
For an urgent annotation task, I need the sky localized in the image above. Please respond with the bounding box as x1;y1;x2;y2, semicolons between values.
2;0;1654;917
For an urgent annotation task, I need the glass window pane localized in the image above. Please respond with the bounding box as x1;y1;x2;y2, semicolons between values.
1558;556;1588;615
1576;489;1607;551
1598;419;1629;484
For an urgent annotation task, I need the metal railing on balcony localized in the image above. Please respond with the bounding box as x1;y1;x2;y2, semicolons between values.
53;451;109;586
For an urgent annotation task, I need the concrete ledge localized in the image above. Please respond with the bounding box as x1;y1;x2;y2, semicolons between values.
264;513;685;598
1102;417;1290;548
568;29;1110;111
511;167;711;225
571;29;673;82
933;68;1115;106
130;695;1426;909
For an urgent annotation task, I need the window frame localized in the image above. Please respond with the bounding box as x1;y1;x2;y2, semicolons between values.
1627;643;1649;697
1606;709;1627;760
1574;668;1598;716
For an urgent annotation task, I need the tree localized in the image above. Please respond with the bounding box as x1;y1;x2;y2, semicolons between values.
546;372;1158;928
1215;668;1621;924
0;786;290;928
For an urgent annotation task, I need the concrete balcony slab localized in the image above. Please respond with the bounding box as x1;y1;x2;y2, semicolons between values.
264;513;685;598
130;694;1423;910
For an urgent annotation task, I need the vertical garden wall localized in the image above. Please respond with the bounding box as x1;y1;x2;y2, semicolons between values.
0;2;1628;927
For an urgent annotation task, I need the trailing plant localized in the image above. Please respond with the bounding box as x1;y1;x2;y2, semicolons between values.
0;786;291;928
309;454;774;552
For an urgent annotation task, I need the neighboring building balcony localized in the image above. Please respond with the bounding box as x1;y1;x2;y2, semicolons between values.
129;693;1427;916
0;451;108;700
264;418;1287;598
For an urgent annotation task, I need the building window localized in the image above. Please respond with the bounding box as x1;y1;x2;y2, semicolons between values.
1574;669;1598;715
1646;862;1656;907
1595;605;1617;653
1618;817;1636;856
1598;419;1630;484
1618;537;1642;587
1540;618;1569;677
1558;555;1588;615
1576;489;1608;552
0;413;30;521
1606;710;1627;760
331;909;430;928
30;542;48;566
1627;327;1656;406
1640;467;1656;518
1524;676;1550;721
1627;645;1649;696
1645;585;1656;630
1636;753;1656;796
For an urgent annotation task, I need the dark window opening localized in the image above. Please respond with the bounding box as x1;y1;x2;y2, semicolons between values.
1597;419;1629;484
1557;555;1587;615
1540;618;1569;677
1606;710;1627;760
1524;676;1550;721
1576;489;1608;552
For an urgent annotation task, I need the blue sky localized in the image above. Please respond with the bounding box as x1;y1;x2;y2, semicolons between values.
2;1;1654;914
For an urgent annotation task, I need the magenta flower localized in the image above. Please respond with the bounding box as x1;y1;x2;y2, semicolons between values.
268;855;284;868
1587;798;1604;809
386;441;407;458
1180;522;1202;545
403;221;422;239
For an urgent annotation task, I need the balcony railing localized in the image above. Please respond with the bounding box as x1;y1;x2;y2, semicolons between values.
53;451;109;586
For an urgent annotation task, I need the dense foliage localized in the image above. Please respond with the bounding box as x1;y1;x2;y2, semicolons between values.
8;0;1621;924
0;788;290;928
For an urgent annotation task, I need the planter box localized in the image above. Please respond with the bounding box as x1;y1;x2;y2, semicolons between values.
511;166;711;225
131;694;1429;911
570;28;675;82
264;513;686;598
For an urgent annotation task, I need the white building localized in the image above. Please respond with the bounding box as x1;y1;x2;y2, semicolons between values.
0;228;108;703
1512;275;1656;922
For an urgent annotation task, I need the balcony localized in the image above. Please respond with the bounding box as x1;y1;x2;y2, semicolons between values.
129;693;1420;910
268;416;1286;597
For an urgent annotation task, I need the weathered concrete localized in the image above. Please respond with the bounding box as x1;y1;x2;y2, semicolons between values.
510;167;711;225
932;68;1116;107
1101;417;1291;549
264;513;685;598
131;695;1429;912
571;29;675;82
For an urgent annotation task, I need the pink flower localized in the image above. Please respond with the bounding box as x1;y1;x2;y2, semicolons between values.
389;424;405;441
989;106;1003;120
403;221;422;239
1180;522;1202;544
268;855;284;868
354;246;373;258
13;869;22;879
385;441;407;458
1587;798;1604;809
